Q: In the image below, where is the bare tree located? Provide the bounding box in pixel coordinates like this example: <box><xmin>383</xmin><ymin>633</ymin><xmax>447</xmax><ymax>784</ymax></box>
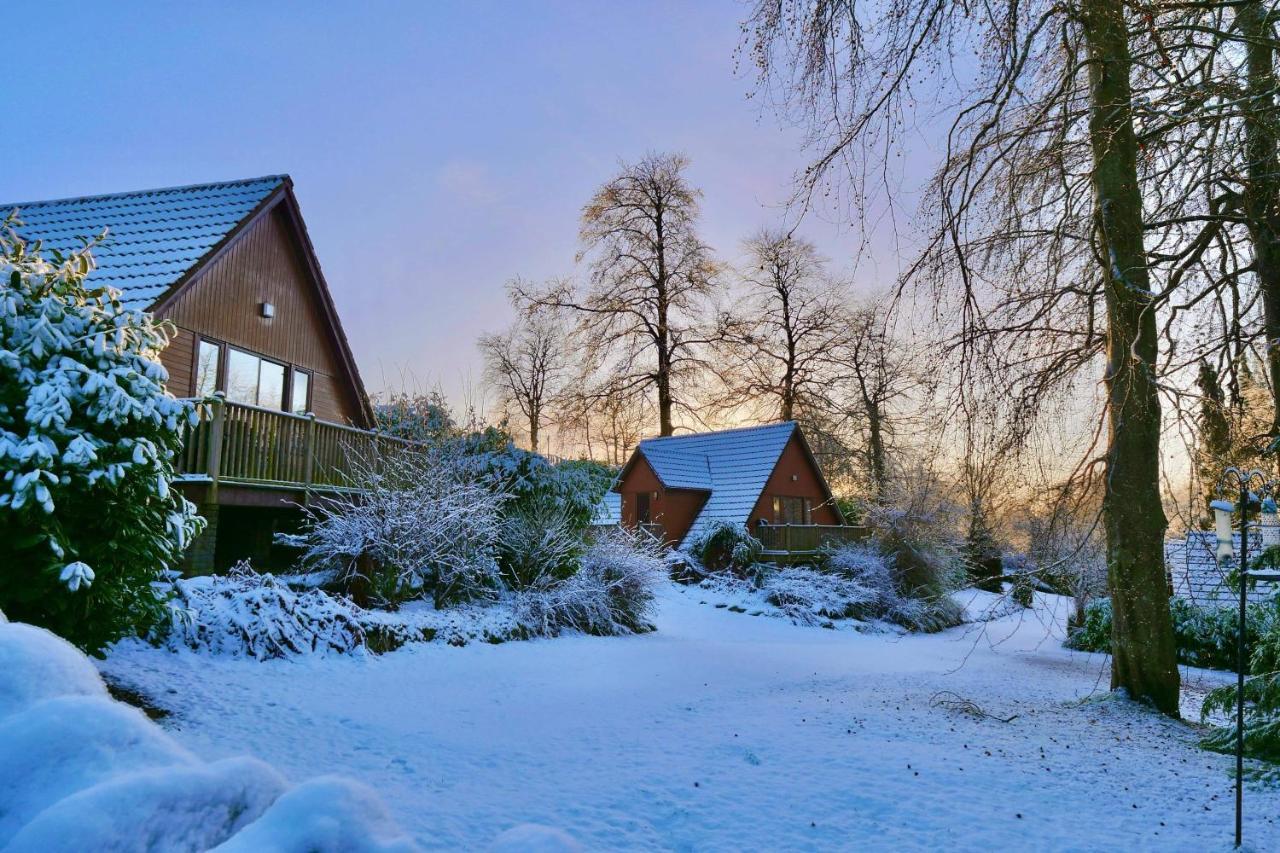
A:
<box><xmin>741</xmin><ymin>0</ymin><xmax>1181</xmax><ymax>712</ymax></box>
<box><xmin>834</xmin><ymin>303</ymin><xmax>919</xmax><ymax>501</ymax></box>
<box><xmin>478</xmin><ymin>297</ymin><xmax>567</xmax><ymax>453</ymax></box>
<box><xmin>516</xmin><ymin>153</ymin><xmax>720</xmax><ymax>437</ymax></box>
<box><xmin>712</xmin><ymin>229</ymin><xmax>847</xmax><ymax>422</ymax></box>
<box><xmin>552</xmin><ymin>379</ymin><xmax>646</xmax><ymax>466</ymax></box>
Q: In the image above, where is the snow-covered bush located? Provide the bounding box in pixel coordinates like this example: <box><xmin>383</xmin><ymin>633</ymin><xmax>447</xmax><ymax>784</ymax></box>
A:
<box><xmin>162</xmin><ymin>564</ymin><xmax>368</xmax><ymax>659</ymax></box>
<box><xmin>763</xmin><ymin>567</ymin><xmax>883</xmax><ymax>624</ymax></box>
<box><xmin>824</xmin><ymin>542</ymin><xmax>898</xmax><ymax>610</ymax></box>
<box><xmin>688</xmin><ymin>520</ymin><xmax>763</xmax><ymax>576</ymax></box>
<box><xmin>514</xmin><ymin>527</ymin><xmax>665</xmax><ymax>636</ymax></box>
<box><xmin>861</xmin><ymin>479</ymin><xmax>967</xmax><ymax>633</ymax></box>
<box><xmin>294</xmin><ymin>444</ymin><xmax>504</xmax><ymax>607</ymax></box>
<box><xmin>496</xmin><ymin>504</ymin><xmax>584</xmax><ymax>590</ymax></box>
<box><xmin>459</xmin><ymin>430</ymin><xmax>613</xmax><ymax>531</ymax></box>
<box><xmin>0</xmin><ymin>219</ymin><xmax>203</xmax><ymax>651</ymax></box>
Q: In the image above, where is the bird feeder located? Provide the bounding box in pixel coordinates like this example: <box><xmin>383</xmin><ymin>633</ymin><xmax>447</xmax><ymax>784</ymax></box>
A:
<box><xmin>1211</xmin><ymin>498</ymin><xmax>1236</xmax><ymax>563</ymax></box>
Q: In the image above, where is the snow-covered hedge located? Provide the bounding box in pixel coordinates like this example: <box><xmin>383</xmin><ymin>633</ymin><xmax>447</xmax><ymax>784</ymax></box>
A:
<box><xmin>0</xmin><ymin>220</ymin><xmax>203</xmax><ymax>651</ymax></box>
<box><xmin>514</xmin><ymin>527</ymin><xmax>665</xmax><ymax>636</ymax></box>
<box><xmin>686</xmin><ymin>541</ymin><xmax>965</xmax><ymax>632</ymax></box>
<box><xmin>159</xmin><ymin>536</ymin><xmax>666</xmax><ymax>658</ymax></box>
<box><xmin>0</xmin><ymin>611</ymin><xmax>421</xmax><ymax>851</ymax></box>
<box><xmin>162</xmin><ymin>564</ymin><xmax>374</xmax><ymax>659</ymax></box>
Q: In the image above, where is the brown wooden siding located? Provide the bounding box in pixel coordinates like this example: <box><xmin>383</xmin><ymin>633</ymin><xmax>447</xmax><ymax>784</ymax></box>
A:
<box><xmin>748</xmin><ymin>434</ymin><xmax>841</xmax><ymax>528</ymax></box>
<box><xmin>158</xmin><ymin>327</ymin><xmax>195</xmax><ymax>397</ymax></box>
<box><xmin>154</xmin><ymin>205</ymin><xmax>365</xmax><ymax>425</ymax></box>
<box><xmin>618</xmin><ymin>455</ymin><xmax>708</xmax><ymax>546</ymax></box>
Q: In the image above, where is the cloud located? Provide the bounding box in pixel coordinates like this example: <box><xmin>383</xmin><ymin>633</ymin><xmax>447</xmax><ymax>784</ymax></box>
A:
<box><xmin>435</xmin><ymin>159</ymin><xmax>500</xmax><ymax>207</ymax></box>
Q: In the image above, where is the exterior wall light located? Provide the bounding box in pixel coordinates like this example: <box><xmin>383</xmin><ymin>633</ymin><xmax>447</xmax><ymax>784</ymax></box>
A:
<box><xmin>260</xmin><ymin>302</ymin><xmax>276</xmax><ymax>319</ymax></box>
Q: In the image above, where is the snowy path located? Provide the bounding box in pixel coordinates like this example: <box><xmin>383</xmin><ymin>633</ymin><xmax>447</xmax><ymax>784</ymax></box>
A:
<box><xmin>101</xmin><ymin>588</ymin><xmax>1279</xmax><ymax>851</ymax></box>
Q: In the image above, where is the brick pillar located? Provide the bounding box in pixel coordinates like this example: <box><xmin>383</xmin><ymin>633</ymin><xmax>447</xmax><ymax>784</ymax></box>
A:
<box><xmin>182</xmin><ymin>502</ymin><xmax>220</xmax><ymax>576</ymax></box>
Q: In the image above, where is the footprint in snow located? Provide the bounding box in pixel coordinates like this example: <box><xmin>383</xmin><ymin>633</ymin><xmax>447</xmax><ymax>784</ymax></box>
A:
<box><xmin>744</xmin><ymin>751</ymin><xmax>761</xmax><ymax>766</ymax></box>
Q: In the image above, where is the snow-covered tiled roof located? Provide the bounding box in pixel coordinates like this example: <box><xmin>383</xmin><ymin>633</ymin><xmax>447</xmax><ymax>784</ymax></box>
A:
<box><xmin>3</xmin><ymin>176</ymin><xmax>286</xmax><ymax>310</ymax></box>
<box><xmin>636</xmin><ymin>421</ymin><xmax>798</xmax><ymax>547</ymax></box>
<box><xmin>592</xmin><ymin>491</ymin><xmax>621</xmax><ymax>526</ymax></box>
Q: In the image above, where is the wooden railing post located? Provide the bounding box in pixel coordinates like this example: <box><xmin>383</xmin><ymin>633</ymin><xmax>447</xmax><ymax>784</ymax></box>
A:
<box><xmin>302</xmin><ymin>411</ymin><xmax>317</xmax><ymax>492</ymax></box>
<box><xmin>206</xmin><ymin>392</ymin><xmax>226</xmax><ymax>502</ymax></box>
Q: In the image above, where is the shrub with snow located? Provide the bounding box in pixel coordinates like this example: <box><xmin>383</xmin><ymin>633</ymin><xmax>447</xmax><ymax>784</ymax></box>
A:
<box><xmin>0</xmin><ymin>221</ymin><xmax>203</xmax><ymax>651</ymax></box>
<box><xmin>514</xmin><ymin>527</ymin><xmax>665</xmax><ymax>636</ymax></box>
<box><xmin>763</xmin><ymin>567</ymin><xmax>884</xmax><ymax>624</ymax></box>
<box><xmin>162</xmin><ymin>564</ymin><xmax>370</xmax><ymax>659</ymax></box>
<box><xmin>0</xmin><ymin>616</ymin><xmax>421</xmax><ymax>850</ymax></box>
<box><xmin>823</xmin><ymin>542</ymin><xmax>898</xmax><ymax>609</ymax></box>
<box><xmin>688</xmin><ymin>520</ymin><xmax>763</xmax><ymax>576</ymax></box>
<box><xmin>294</xmin><ymin>444</ymin><xmax>505</xmax><ymax>607</ymax></box>
<box><xmin>496</xmin><ymin>504</ymin><xmax>584</xmax><ymax>591</ymax></box>
<box><xmin>1201</xmin><ymin>597</ymin><xmax>1280</xmax><ymax>776</ymax></box>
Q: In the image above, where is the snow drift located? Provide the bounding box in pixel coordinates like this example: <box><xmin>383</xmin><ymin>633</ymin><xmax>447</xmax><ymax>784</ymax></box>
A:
<box><xmin>0</xmin><ymin>612</ymin><xmax>422</xmax><ymax>851</ymax></box>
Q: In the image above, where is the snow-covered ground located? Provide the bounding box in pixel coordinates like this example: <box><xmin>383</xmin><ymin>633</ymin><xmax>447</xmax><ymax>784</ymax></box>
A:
<box><xmin>100</xmin><ymin>587</ymin><xmax>1280</xmax><ymax>851</ymax></box>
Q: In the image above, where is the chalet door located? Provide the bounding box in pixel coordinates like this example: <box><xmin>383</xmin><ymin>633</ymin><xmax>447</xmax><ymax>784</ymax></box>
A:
<box><xmin>636</xmin><ymin>492</ymin><xmax>651</xmax><ymax>524</ymax></box>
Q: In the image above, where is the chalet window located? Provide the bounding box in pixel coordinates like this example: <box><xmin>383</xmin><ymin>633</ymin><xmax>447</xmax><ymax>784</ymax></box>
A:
<box><xmin>636</xmin><ymin>492</ymin><xmax>651</xmax><ymax>524</ymax></box>
<box><xmin>291</xmin><ymin>369</ymin><xmax>311</xmax><ymax>415</ymax></box>
<box><xmin>226</xmin><ymin>347</ymin><xmax>286</xmax><ymax>409</ymax></box>
<box><xmin>772</xmin><ymin>496</ymin><xmax>811</xmax><ymax>525</ymax></box>
<box><xmin>195</xmin><ymin>340</ymin><xmax>221</xmax><ymax>398</ymax></box>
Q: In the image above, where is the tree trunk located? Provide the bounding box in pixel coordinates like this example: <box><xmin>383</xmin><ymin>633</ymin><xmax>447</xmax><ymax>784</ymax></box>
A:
<box><xmin>865</xmin><ymin>396</ymin><xmax>887</xmax><ymax>500</ymax></box>
<box><xmin>1239</xmin><ymin>2</ymin><xmax>1280</xmax><ymax>436</ymax></box>
<box><xmin>1080</xmin><ymin>0</ymin><xmax>1180</xmax><ymax>715</ymax></box>
<box><xmin>529</xmin><ymin>414</ymin><xmax>539</xmax><ymax>456</ymax></box>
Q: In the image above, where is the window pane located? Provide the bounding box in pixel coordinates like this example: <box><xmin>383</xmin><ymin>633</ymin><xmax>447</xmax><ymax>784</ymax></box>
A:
<box><xmin>291</xmin><ymin>370</ymin><xmax>310</xmax><ymax>415</ymax></box>
<box><xmin>226</xmin><ymin>348</ymin><xmax>260</xmax><ymax>405</ymax></box>
<box><xmin>195</xmin><ymin>341</ymin><xmax>220</xmax><ymax>397</ymax></box>
<box><xmin>258</xmin><ymin>360</ymin><xmax>285</xmax><ymax>410</ymax></box>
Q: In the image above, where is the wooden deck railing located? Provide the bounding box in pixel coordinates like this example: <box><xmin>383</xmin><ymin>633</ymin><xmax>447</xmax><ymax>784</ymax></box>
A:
<box><xmin>756</xmin><ymin>523</ymin><xmax>870</xmax><ymax>555</ymax></box>
<box><xmin>176</xmin><ymin>394</ymin><xmax>416</xmax><ymax>495</ymax></box>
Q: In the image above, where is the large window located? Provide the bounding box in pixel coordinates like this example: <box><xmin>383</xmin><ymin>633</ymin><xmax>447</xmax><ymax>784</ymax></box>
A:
<box><xmin>291</xmin><ymin>370</ymin><xmax>311</xmax><ymax>415</ymax></box>
<box><xmin>195</xmin><ymin>340</ymin><xmax>221</xmax><ymax>398</ymax></box>
<box><xmin>226</xmin><ymin>347</ymin><xmax>286</xmax><ymax>409</ymax></box>
<box><xmin>772</xmin><ymin>496</ymin><xmax>812</xmax><ymax>525</ymax></box>
<box><xmin>197</xmin><ymin>339</ymin><xmax>312</xmax><ymax>414</ymax></box>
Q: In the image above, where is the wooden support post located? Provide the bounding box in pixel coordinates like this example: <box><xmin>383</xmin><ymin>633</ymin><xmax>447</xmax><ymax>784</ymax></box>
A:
<box><xmin>302</xmin><ymin>411</ymin><xmax>317</xmax><ymax>498</ymax></box>
<box><xmin>206</xmin><ymin>392</ymin><xmax>226</xmax><ymax>503</ymax></box>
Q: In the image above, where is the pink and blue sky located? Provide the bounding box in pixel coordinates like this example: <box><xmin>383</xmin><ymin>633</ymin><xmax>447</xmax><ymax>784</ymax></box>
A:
<box><xmin>5</xmin><ymin>1</ymin><xmax>934</xmax><ymax>406</ymax></box>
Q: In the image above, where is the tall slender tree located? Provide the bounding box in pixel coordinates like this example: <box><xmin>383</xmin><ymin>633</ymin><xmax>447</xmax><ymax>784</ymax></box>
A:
<box><xmin>515</xmin><ymin>153</ymin><xmax>719</xmax><ymax>436</ymax></box>
<box><xmin>712</xmin><ymin>229</ymin><xmax>847</xmax><ymax>422</ymax></box>
<box><xmin>742</xmin><ymin>0</ymin><xmax>1181</xmax><ymax>712</ymax></box>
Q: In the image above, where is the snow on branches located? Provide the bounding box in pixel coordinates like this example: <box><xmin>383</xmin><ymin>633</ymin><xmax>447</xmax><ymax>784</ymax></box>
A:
<box><xmin>0</xmin><ymin>217</ymin><xmax>203</xmax><ymax>650</ymax></box>
<box><xmin>294</xmin><ymin>443</ymin><xmax>506</xmax><ymax>607</ymax></box>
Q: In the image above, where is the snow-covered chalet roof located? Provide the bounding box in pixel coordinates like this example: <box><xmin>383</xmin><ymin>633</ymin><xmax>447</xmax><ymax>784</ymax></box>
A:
<box><xmin>631</xmin><ymin>421</ymin><xmax>799</xmax><ymax>547</ymax></box>
<box><xmin>591</xmin><ymin>491</ymin><xmax>622</xmax><ymax>526</ymax></box>
<box><xmin>3</xmin><ymin>176</ymin><xmax>286</xmax><ymax>310</ymax></box>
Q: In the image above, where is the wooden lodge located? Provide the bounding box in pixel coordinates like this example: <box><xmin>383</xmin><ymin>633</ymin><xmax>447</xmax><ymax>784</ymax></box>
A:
<box><xmin>8</xmin><ymin>176</ymin><xmax>387</xmax><ymax>571</ymax></box>
<box><xmin>607</xmin><ymin>421</ymin><xmax>866</xmax><ymax>557</ymax></box>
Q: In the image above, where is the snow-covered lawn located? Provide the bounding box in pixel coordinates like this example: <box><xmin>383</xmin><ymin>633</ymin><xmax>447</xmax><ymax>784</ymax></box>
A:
<box><xmin>100</xmin><ymin>587</ymin><xmax>1280</xmax><ymax>851</ymax></box>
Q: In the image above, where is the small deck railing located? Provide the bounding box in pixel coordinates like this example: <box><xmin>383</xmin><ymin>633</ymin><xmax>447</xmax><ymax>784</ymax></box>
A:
<box><xmin>756</xmin><ymin>523</ymin><xmax>870</xmax><ymax>555</ymax></box>
<box><xmin>176</xmin><ymin>394</ymin><xmax>416</xmax><ymax>495</ymax></box>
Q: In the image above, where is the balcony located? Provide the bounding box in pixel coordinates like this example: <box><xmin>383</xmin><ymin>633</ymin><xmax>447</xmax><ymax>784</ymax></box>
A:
<box><xmin>175</xmin><ymin>394</ymin><xmax>414</xmax><ymax>497</ymax></box>
<box><xmin>756</xmin><ymin>523</ymin><xmax>870</xmax><ymax>558</ymax></box>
